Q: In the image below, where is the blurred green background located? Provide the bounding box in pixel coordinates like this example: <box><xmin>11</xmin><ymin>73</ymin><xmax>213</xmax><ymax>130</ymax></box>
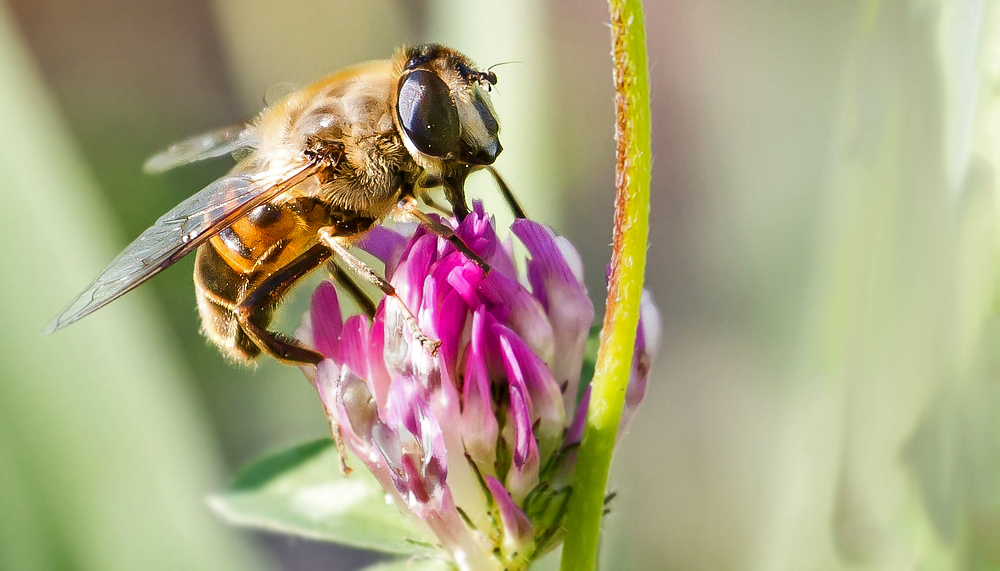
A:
<box><xmin>2</xmin><ymin>0</ymin><xmax>1000</xmax><ymax>569</ymax></box>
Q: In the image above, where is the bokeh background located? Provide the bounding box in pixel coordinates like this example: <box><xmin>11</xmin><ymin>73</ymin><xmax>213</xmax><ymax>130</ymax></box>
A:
<box><xmin>2</xmin><ymin>0</ymin><xmax>1000</xmax><ymax>569</ymax></box>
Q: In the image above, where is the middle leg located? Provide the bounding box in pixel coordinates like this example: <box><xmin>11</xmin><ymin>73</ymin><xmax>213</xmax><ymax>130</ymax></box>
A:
<box><xmin>317</xmin><ymin>227</ymin><xmax>440</xmax><ymax>355</ymax></box>
<box><xmin>326</xmin><ymin>261</ymin><xmax>377</xmax><ymax>319</ymax></box>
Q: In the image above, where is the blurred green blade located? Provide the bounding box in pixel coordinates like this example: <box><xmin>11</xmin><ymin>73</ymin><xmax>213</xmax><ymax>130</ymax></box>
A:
<box><xmin>0</xmin><ymin>4</ymin><xmax>262</xmax><ymax>570</ymax></box>
<box><xmin>210</xmin><ymin>439</ymin><xmax>434</xmax><ymax>555</ymax></box>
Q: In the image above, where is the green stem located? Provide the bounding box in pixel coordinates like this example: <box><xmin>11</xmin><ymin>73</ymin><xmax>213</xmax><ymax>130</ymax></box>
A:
<box><xmin>560</xmin><ymin>1</ymin><xmax>651</xmax><ymax>570</ymax></box>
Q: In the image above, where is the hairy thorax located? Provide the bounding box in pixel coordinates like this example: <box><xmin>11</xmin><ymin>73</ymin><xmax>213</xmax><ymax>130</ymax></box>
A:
<box><xmin>253</xmin><ymin>60</ymin><xmax>411</xmax><ymax>216</ymax></box>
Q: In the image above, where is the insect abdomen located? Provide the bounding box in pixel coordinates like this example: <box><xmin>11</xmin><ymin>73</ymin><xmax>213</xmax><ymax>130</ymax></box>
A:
<box><xmin>193</xmin><ymin>244</ymin><xmax>263</xmax><ymax>363</ymax></box>
<box><xmin>194</xmin><ymin>198</ymin><xmax>335</xmax><ymax>362</ymax></box>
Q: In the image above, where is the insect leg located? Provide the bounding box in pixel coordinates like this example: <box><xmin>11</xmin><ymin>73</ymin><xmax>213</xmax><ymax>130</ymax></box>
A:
<box><xmin>442</xmin><ymin>172</ymin><xmax>471</xmax><ymax>221</ymax></box>
<box><xmin>326</xmin><ymin>261</ymin><xmax>377</xmax><ymax>319</ymax></box>
<box><xmin>234</xmin><ymin>243</ymin><xmax>332</xmax><ymax>365</ymax></box>
<box><xmin>421</xmin><ymin>195</ymin><xmax>453</xmax><ymax>216</ymax></box>
<box><xmin>318</xmin><ymin>228</ymin><xmax>441</xmax><ymax>355</ymax></box>
<box><xmin>398</xmin><ymin>196</ymin><xmax>491</xmax><ymax>274</ymax></box>
<box><xmin>485</xmin><ymin>166</ymin><xmax>526</xmax><ymax>219</ymax></box>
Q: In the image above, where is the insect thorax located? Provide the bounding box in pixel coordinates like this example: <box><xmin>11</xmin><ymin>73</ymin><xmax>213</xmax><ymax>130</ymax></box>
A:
<box><xmin>277</xmin><ymin>72</ymin><xmax>412</xmax><ymax>215</ymax></box>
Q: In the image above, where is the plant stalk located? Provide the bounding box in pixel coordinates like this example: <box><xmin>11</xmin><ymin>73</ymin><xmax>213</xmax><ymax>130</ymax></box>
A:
<box><xmin>560</xmin><ymin>0</ymin><xmax>651</xmax><ymax>569</ymax></box>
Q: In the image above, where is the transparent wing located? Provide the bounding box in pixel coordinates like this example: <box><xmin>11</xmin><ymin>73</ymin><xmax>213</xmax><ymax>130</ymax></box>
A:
<box><xmin>143</xmin><ymin>124</ymin><xmax>257</xmax><ymax>173</ymax></box>
<box><xmin>264</xmin><ymin>82</ymin><xmax>301</xmax><ymax>106</ymax></box>
<box><xmin>44</xmin><ymin>160</ymin><xmax>319</xmax><ymax>333</ymax></box>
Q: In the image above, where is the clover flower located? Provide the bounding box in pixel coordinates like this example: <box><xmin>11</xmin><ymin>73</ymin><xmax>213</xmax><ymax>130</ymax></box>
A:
<box><xmin>296</xmin><ymin>203</ymin><xmax>659</xmax><ymax>571</ymax></box>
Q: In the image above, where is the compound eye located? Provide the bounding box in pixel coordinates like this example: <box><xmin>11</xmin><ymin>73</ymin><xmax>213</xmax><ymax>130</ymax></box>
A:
<box><xmin>397</xmin><ymin>70</ymin><xmax>460</xmax><ymax>158</ymax></box>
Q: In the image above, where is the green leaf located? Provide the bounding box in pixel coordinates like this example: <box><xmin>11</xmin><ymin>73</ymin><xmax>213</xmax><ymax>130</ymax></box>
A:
<box><xmin>361</xmin><ymin>556</ymin><xmax>455</xmax><ymax>571</ymax></box>
<box><xmin>209</xmin><ymin>439</ymin><xmax>434</xmax><ymax>555</ymax></box>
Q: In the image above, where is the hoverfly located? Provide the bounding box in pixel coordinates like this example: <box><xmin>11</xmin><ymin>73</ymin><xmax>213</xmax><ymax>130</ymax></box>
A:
<box><xmin>45</xmin><ymin>44</ymin><xmax>523</xmax><ymax>365</ymax></box>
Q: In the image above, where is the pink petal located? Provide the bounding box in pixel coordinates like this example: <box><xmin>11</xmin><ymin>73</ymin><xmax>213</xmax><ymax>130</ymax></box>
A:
<box><xmin>310</xmin><ymin>281</ymin><xmax>343</xmax><ymax>360</ymax></box>
<box><xmin>486</xmin><ymin>476</ymin><xmax>535</xmax><ymax>559</ymax></box>
<box><xmin>496</xmin><ymin>325</ymin><xmax>565</xmax><ymax>450</ymax></box>
<box><xmin>357</xmin><ymin>225</ymin><xmax>409</xmax><ymax>267</ymax></box>
<box><xmin>504</xmin><ymin>383</ymin><xmax>540</xmax><ymax>502</ymax></box>
<box><xmin>337</xmin><ymin>315</ymin><xmax>370</xmax><ymax>380</ymax></box>
<box><xmin>392</xmin><ymin>232</ymin><xmax>438</xmax><ymax>310</ymax></box>
<box><xmin>512</xmin><ymin>220</ymin><xmax>594</xmax><ymax>425</ymax></box>
<box><xmin>461</xmin><ymin>310</ymin><xmax>500</xmax><ymax>473</ymax></box>
<box><xmin>619</xmin><ymin>290</ymin><xmax>661</xmax><ymax>436</ymax></box>
<box><xmin>481</xmin><ymin>271</ymin><xmax>554</xmax><ymax>366</ymax></box>
<box><xmin>364</xmin><ymin>306</ymin><xmax>392</xmax><ymax>407</ymax></box>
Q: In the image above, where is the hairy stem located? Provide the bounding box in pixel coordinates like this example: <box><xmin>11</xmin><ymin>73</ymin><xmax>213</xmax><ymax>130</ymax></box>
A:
<box><xmin>560</xmin><ymin>0</ymin><xmax>652</xmax><ymax>570</ymax></box>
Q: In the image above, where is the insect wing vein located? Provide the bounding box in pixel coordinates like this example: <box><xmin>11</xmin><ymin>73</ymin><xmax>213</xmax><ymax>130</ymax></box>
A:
<box><xmin>43</xmin><ymin>161</ymin><xmax>316</xmax><ymax>333</ymax></box>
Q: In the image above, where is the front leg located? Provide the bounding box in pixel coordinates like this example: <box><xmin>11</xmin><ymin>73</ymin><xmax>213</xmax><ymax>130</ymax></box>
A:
<box><xmin>485</xmin><ymin>166</ymin><xmax>526</xmax><ymax>219</ymax></box>
<box><xmin>397</xmin><ymin>195</ymin><xmax>490</xmax><ymax>274</ymax></box>
<box><xmin>441</xmin><ymin>171</ymin><xmax>471</xmax><ymax>221</ymax></box>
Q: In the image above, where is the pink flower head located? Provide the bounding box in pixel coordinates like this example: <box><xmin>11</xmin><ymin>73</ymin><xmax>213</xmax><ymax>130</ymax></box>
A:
<box><xmin>297</xmin><ymin>202</ymin><xmax>659</xmax><ymax>570</ymax></box>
